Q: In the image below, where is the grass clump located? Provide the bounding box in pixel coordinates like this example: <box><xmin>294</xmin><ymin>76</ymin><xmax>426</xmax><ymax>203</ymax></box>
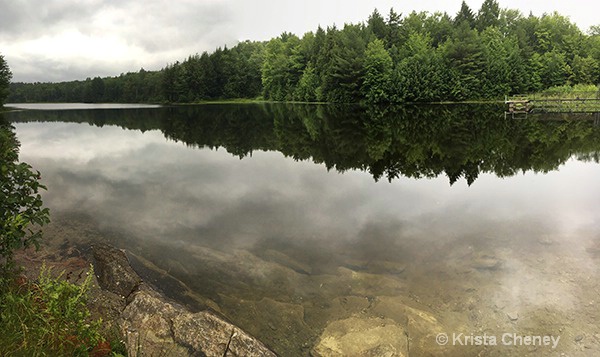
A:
<box><xmin>0</xmin><ymin>264</ymin><xmax>112</xmax><ymax>356</ymax></box>
<box><xmin>533</xmin><ymin>84</ymin><xmax>600</xmax><ymax>99</ymax></box>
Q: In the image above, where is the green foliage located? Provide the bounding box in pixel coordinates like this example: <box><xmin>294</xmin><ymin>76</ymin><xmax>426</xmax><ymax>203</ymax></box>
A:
<box><xmin>262</xmin><ymin>34</ymin><xmax>303</xmax><ymax>101</ymax></box>
<box><xmin>476</xmin><ymin>0</ymin><xmax>500</xmax><ymax>31</ymax></box>
<box><xmin>0</xmin><ymin>265</ymin><xmax>103</xmax><ymax>356</ymax></box>
<box><xmin>362</xmin><ymin>39</ymin><xmax>392</xmax><ymax>104</ymax></box>
<box><xmin>539</xmin><ymin>50</ymin><xmax>572</xmax><ymax>87</ymax></box>
<box><xmin>534</xmin><ymin>84</ymin><xmax>600</xmax><ymax>99</ymax></box>
<box><xmin>0</xmin><ymin>53</ymin><xmax>11</xmax><ymax>106</ymax></box>
<box><xmin>294</xmin><ymin>63</ymin><xmax>320</xmax><ymax>102</ymax></box>
<box><xmin>87</xmin><ymin>77</ymin><xmax>105</xmax><ymax>102</ymax></box>
<box><xmin>385</xmin><ymin>8</ymin><xmax>402</xmax><ymax>48</ymax></box>
<box><xmin>423</xmin><ymin>12</ymin><xmax>454</xmax><ymax>48</ymax></box>
<box><xmin>528</xmin><ymin>53</ymin><xmax>544</xmax><ymax>92</ymax></box>
<box><xmin>571</xmin><ymin>55</ymin><xmax>600</xmax><ymax>84</ymax></box>
<box><xmin>225</xmin><ymin>41</ymin><xmax>264</xmax><ymax>99</ymax></box>
<box><xmin>319</xmin><ymin>24</ymin><xmax>368</xmax><ymax>103</ymax></box>
<box><xmin>479</xmin><ymin>27</ymin><xmax>517</xmax><ymax>97</ymax></box>
<box><xmin>442</xmin><ymin>22</ymin><xmax>484</xmax><ymax>100</ymax></box>
<box><xmin>367</xmin><ymin>9</ymin><xmax>387</xmax><ymax>41</ymax></box>
<box><xmin>1</xmin><ymin>120</ymin><xmax>50</xmax><ymax>267</ymax></box>
<box><xmin>454</xmin><ymin>1</ymin><xmax>476</xmax><ymax>28</ymax></box>
<box><xmin>391</xmin><ymin>33</ymin><xmax>450</xmax><ymax>102</ymax></box>
<box><xmin>396</xmin><ymin>11</ymin><xmax>429</xmax><ymax>49</ymax></box>
<box><xmin>534</xmin><ymin>12</ymin><xmax>583</xmax><ymax>56</ymax></box>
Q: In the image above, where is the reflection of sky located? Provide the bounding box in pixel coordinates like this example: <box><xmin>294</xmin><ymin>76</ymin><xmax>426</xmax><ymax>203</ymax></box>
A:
<box><xmin>7</xmin><ymin>103</ymin><xmax>161</xmax><ymax>111</ymax></box>
<box><xmin>14</xmin><ymin>119</ymin><xmax>600</xmax><ymax>353</ymax></box>
<box><xmin>13</xmin><ymin>121</ymin><xmax>600</xmax><ymax>264</ymax></box>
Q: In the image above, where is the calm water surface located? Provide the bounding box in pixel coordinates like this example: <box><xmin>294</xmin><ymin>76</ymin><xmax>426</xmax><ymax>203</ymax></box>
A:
<box><xmin>7</xmin><ymin>102</ymin><xmax>161</xmax><ymax>110</ymax></box>
<box><xmin>7</xmin><ymin>104</ymin><xmax>600</xmax><ymax>356</ymax></box>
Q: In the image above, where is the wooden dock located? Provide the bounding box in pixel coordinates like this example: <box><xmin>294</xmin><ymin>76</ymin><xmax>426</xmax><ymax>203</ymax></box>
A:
<box><xmin>505</xmin><ymin>95</ymin><xmax>600</xmax><ymax>118</ymax></box>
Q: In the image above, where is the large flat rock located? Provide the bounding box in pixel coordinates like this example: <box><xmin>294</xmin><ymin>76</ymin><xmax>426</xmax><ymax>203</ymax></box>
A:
<box><xmin>93</xmin><ymin>243</ymin><xmax>277</xmax><ymax>357</ymax></box>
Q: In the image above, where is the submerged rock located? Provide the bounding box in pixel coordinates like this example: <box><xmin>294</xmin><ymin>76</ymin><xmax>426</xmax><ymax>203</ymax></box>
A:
<box><xmin>506</xmin><ymin>311</ymin><xmax>519</xmax><ymax>321</ymax></box>
<box><xmin>122</xmin><ymin>287</ymin><xmax>276</xmax><ymax>357</ymax></box>
<box><xmin>93</xmin><ymin>243</ymin><xmax>142</xmax><ymax>298</ymax></box>
<box><xmin>121</xmin><ymin>287</ymin><xmax>189</xmax><ymax>356</ymax></box>
<box><xmin>311</xmin><ymin>316</ymin><xmax>408</xmax><ymax>357</ymax></box>
<box><xmin>94</xmin><ymin>243</ymin><xmax>277</xmax><ymax>357</ymax></box>
<box><xmin>173</xmin><ymin>311</ymin><xmax>277</xmax><ymax>357</ymax></box>
<box><xmin>471</xmin><ymin>255</ymin><xmax>502</xmax><ymax>271</ymax></box>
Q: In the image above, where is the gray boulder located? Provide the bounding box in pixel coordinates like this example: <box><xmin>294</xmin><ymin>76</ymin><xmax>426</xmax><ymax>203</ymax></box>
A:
<box><xmin>93</xmin><ymin>244</ymin><xmax>276</xmax><ymax>357</ymax></box>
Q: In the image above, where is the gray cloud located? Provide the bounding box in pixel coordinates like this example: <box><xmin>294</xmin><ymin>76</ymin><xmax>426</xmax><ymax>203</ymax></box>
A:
<box><xmin>0</xmin><ymin>0</ymin><xmax>101</xmax><ymax>39</ymax></box>
<box><xmin>0</xmin><ymin>0</ymin><xmax>237</xmax><ymax>81</ymax></box>
<box><xmin>7</xmin><ymin>56</ymin><xmax>122</xmax><ymax>82</ymax></box>
<box><xmin>94</xmin><ymin>1</ymin><xmax>235</xmax><ymax>52</ymax></box>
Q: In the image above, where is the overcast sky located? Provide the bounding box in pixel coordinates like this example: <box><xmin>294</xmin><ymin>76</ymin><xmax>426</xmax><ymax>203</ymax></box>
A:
<box><xmin>1</xmin><ymin>0</ymin><xmax>599</xmax><ymax>83</ymax></box>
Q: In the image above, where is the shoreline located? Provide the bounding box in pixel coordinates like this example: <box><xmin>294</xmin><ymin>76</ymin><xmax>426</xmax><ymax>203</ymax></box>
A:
<box><xmin>13</xmin><ymin>235</ymin><xmax>276</xmax><ymax>356</ymax></box>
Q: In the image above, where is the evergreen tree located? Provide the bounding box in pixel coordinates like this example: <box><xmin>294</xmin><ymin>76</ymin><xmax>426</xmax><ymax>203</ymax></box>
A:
<box><xmin>362</xmin><ymin>39</ymin><xmax>393</xmax><ymax>104</ymax></box>
<box><xmin>479</xmin><ymin>27</ymin><xmax>518</xmax><ymax>97</ymax></box>
<box><xmin>443</xmin><ymin>22</ymin><xmax>484</xmax><ymax>100</ymax></box>
<box><xmin>386</xmin><ymin>8</ymin><xmax>402</xmax><ymax>48</ymax></box>
<box><xmin>454</xmin><ymin>1</ymin><xmax>476</xmax><ymax>29</ymax></box>
<box><xmin>539</xmin><ymin>50</ymin><xmax>572</xmax><ymax>87</ymax></box>
<box><xmin>262</xmin><ymin>33</ymin><xmax>302</xmax><ymax>101</ymax></box>
<box><xmin>0</xmin><ymin>54</ymin><xmax>12</xmax><ymax>105</ymax></box>
<box><xmin>392</xmin><ymin>33</ymin><xmax>450</xmax><ymax>102</ymax></box>
<box><xmin>319</xmin><ymin>24</ymin><xmax>368</xmax><ymax>103</ymax></box>
<box><xmin>223</xmin><ymin>42</ymin><xmax>264</xmax><ymax>99</ymax></box>
<box><xmin>424</xmin><ymin>12</ymin><xmax>454</xmax><ymax>48</ymax></box>
<box><xmin>476</xmin><ymin>0</ymin><xmax>501</xmax><ymax>31</ymax></box>
<box><xmin>571</xmin><ymin>55</ymin><xmax>599</xmax><ymax>84</ymax></box>
<box><xmin>89</xmin><ymin>76</ymin><xmax>105</xmax><ymax>102</ymax></box>
<box><xmin>295</xmin><ymin>63</ymin><xmax>320</xmax><ymax>102</ymax></box>
<box><xmin>367</xmin><ymin>9</ymin><xmax>387</xmax><ymax>42</ymax></box>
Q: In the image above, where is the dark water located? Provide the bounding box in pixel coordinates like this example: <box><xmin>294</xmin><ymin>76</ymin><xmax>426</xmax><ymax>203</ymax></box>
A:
<box><xmin>6</xmin><ymin>104</ymin><xmax>600</xmax><ymax>356</ymax></box>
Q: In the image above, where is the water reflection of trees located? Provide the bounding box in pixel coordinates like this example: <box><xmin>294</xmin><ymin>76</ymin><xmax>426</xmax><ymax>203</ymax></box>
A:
<box><xmin>9</xmin><ymin>104</ymin><xmax>600</xmax><ymax>185</ymax></box>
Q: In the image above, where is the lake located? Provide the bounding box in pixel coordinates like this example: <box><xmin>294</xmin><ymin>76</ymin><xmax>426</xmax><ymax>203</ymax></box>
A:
<box><xmin>5</xmin><ymin>103</ymin><xmax>600</xmax><ymax>356</ymax></box>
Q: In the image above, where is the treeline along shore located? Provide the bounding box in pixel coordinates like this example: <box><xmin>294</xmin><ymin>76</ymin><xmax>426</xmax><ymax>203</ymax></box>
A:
<box><xmin>8</xmin><ymin>0</ymin><xmax>600</xmax><ymax>105</ymax></box>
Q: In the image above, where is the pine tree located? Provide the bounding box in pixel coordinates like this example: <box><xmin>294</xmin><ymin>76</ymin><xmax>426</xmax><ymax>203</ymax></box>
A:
<box><xmin>0</xmin><ymin>54</ymin><xmax>12</xmax><ymax>105</ymax></box>
<box><xmin>363</xmin><ymin>39</ymin><xmax>393</xmax><ymax>104</ymax></box>
<box><xmin>476</xmin><ymin>0</ymin><xmax>500</xmax><ymax>31</ymax></box>
<box><xmin>454</xmin><ymin>1</ymin><xmax>476</xmax><ymax>29</ymax></box>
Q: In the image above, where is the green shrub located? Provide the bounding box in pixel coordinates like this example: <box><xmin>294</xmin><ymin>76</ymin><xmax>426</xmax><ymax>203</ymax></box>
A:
<box><xmin>537</xmin><ymin>84</ymin><xmax>599</xmax><ymax>99</ymax></box>
<box><xmin>0</xmin><ymin>264</ymin><xmax>104</xmax><ymax>356</ymax></box>
<box><xmin>1</xmin><ymin>119</ymin><xmax>50</xmax><ymax>269</ymax></box>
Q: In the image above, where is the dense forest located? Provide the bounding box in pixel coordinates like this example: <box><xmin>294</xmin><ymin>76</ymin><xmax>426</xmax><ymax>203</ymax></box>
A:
<box><xmin>7</xmin><ymin>0</ymin><xmax>600</xmax><ymax>104</ymax></box>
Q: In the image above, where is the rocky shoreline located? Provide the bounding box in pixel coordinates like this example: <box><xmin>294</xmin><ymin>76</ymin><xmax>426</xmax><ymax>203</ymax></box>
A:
<box><xmin>93</xmin><ymin>243</ymin><xmax>277</xmax><ymax>356</ymax></box>
<box><xmin>16</xmin><ymin>242</ymin><xmax>276</xmax><ymax>357</ymax></box>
